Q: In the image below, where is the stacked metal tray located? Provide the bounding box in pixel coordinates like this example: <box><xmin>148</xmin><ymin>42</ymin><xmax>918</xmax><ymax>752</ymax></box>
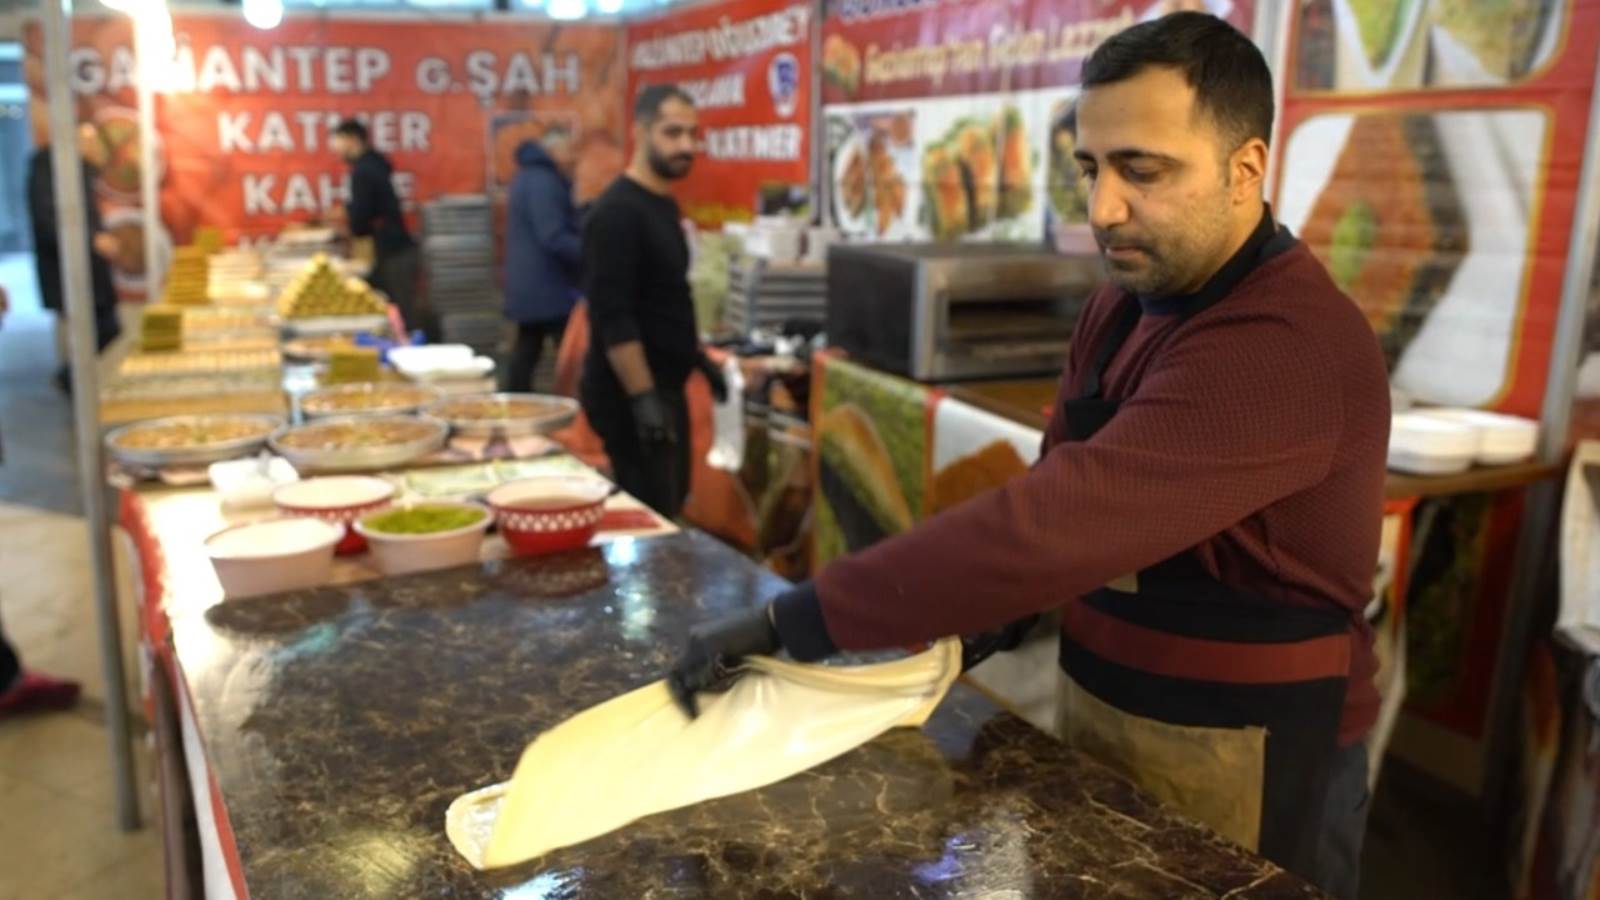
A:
<box><xmin>422</xmin><ymin>194</ymin><xmax>500</xmax><ymax>354</ymax></box>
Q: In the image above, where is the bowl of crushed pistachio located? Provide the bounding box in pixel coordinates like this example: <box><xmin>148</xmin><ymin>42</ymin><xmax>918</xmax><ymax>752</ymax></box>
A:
<box><xmin>354</xmin><ymin>501</ymin><xmax>492</xmax><ymax>576</ymax></box>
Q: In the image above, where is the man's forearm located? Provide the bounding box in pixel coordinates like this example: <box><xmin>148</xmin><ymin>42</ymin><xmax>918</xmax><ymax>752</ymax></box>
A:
<box><xmin>606</xmin><ymin>341</ymin><xmax>655</xmax><ymax>395</ymax></box>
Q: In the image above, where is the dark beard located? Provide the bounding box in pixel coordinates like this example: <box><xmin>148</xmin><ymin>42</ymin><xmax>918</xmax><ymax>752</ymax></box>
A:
<box><xmin>648</xmin><ymin>149</ymin><xmax>692</xmax><ymax>180</ymax></box>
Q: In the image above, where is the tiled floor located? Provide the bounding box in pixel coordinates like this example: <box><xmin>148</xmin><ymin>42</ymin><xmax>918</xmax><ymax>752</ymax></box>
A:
<box><xmin>0</xmin><ymin>499</ymin><xmax>163</xmax><ymax>900</ymax></box>
<box><xmin>1</xmin><ymin>256</ymin><xmax>163</xmax><ymax>899</ymax></box>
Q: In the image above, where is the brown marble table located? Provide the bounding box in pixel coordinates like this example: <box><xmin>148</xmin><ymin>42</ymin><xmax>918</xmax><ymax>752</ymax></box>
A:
<box><xmin>169</xmin><ymin>531</ymin><xmax>1325</xmax><ymax>899</ymax></box>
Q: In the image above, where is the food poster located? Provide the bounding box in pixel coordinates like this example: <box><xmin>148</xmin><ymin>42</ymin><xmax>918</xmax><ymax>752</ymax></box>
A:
<box><xmin>826</xmin><ymin>89</ymin><xmax>1054</xmax><ymax>243</ymax></box>
<box><xmin>811</xmin><ymin>354</ymin><xmax>935</xmax><ymax>569</ymax></box>
<box><xmin>1295</xmin><ymin>0</ymin><xmax>1570</xmax><ymax>93</ymax></box>
<box><xmin>1276</xmin><ymin>108</ymin><xmax>1546</xmax><ymax>404</ymax></box>
<box><xmin>625</xmin><ymin>0</ymin><xmax>812</xmax><ymax>230</ymax></box>
<box><xmin>819</xmin><ymin>0</ymin><xmax>1253</xmax><ymax>245</ymax></box>
<box><xmin>1401</xmin><ymin>491</ymin><xmax>1526</xmax><ymax>741</ymax></box>
<box><xmin>24</xmin><ymin>13</ymin><xmax>626</xmax><ymax>295</ymax></box>
<box><xmin>929</xmin><ymin>396</ymin><xmax>1040</xmax><ymax>515</ymax></box>
<box><xmin>1277</xmin><ymin>0</ymin><xmax>1600</xmax><ymax>417</ymax></box>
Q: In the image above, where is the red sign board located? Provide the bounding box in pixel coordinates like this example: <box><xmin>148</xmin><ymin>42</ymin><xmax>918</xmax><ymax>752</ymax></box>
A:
<box><xmin>26</xmin><ymin>13</ymin><xmax>626</xmax><ymax>294</ymax></box>
<box><xmin>625</xmin><ymin>0</ymin><xmax>812</xmax><ymax>229</ymax></box>
<box><xmin>821</xmin><ymin>0</ymin><xmax>1255</xmax><ymax>105</ymax></box>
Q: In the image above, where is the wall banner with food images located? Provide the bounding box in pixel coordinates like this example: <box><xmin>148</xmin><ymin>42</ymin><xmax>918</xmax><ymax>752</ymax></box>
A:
<box><xmin>1278</xmin><ymin>0</ymin><xmax>1600</xmax><ymax>771</ymax></box>
<box><xmin>24</xmin><ymin>13</ymin><xmax>625</xmax><ymax>298</ymax></box>
<box><xmin>1280</xmin><ymin>0</ymin><xmax>1600</xmax><ymax>416</ymax></box>
<box><xmin>811</xmin><ymin>353</ymin><xmax>937</xmax><ymax>569</ymax></box>
<box><xmin>819</xmin><ymin>0</ymin><xmax>1254</xmax><ymax>244</ymax></box>
<box><xmin>624</xmin><ymin>0</ymin><xmax>812</xmax><ymax>230</ymax></box>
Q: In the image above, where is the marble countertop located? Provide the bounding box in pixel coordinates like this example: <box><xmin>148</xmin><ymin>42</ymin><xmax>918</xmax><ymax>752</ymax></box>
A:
<box><xmin>170</xmin><ymin>531</ymin><xmax>1324</xmax><ymax>899</ymax></box>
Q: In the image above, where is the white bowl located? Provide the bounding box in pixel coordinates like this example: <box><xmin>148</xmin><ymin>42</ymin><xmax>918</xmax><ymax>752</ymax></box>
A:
<box><xmin>353</xmin><ymin>501</ymin><xmax>492</xmax><ymax>576</ymax></box>
<box><xmin>272</xmin><ymin>475</ymin><xmax>396</xmax><ymax>514</ymax></box>
<box><xmin>1388</xmin><ymin>413</ymin><xmax>1478</xmax><ymax>475</ymax></box>
<box><xmin>1415</xmin><ymin>408</ymin><xmax>1539</xmax><ymax>466</ymax></box>
<box><xmin>205</xmin><ymin>518</ymin><xmax>342</xmax><ymax>598</ymax></box>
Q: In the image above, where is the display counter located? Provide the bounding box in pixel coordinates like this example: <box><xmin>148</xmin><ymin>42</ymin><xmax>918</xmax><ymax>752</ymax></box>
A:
<box><xmin>164</xmin><ymin>530</ymin><xmax>1325</xmax><ymax>898</ymax></box>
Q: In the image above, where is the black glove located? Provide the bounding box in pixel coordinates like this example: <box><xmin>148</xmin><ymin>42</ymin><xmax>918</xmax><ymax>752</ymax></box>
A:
<box><xmin>959</xmin><ymin>614</ymin><xmax>1042</xmax><ymax>673</ymax></box>
<box><xmin>697</xmin><ymin>353</ymin><xmax>729</xmax><ymax>403</ymax></box>
<box><xmin>667</xmin><ymin>604</ymin><xmax>781</xmax><ymax>718</ymax></box>
<box><xmin>630</xmin><ymin>390</ymin><xmax>678</xmax><ymax>447</ymax></box>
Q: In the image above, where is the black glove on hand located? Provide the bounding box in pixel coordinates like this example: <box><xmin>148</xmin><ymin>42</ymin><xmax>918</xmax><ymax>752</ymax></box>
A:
<box><xmin>667</xmin><ymin>604</ymin><xmax>781</xmax><ymax>718</ymax></box>
<box><xmin>959</xmin><ymin>614</ymin><xmax>1042</xmax><ymax>673</ymax></box>
<box><xmin>630</xmin><ymin>390</ymin><xmax>679</xmax><ymax>447</ymax></box>
<box><xmin>697</xmin><ymin>353</ymin><xmax>729</xmax><ymax>403</ymax></box>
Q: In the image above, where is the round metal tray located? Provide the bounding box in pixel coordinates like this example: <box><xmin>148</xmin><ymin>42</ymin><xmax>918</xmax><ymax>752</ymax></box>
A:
<box><xmin>301</xmin><ymin>383</ymin><xmax>443</xmax><ymax>420</ymax></box>
<box><xmin>426</xmin><ymin>393</ymin><xmax>579</xmax><ymax>437</ymax></box>
<box><xmin>105</xmin><ymin>414</ymin><xmax>284</xmax><ymax>468</ymax></box>
<box><xmin>269</xmin><ymin>415</ymin><xmax>449</xmax><ymax>473</ymax></box>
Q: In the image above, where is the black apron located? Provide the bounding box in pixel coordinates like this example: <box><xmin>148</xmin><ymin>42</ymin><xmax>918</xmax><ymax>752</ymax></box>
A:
<box><xmin>1053</xmin><ymin>221</ymin><xmax>1352</xmax><ymax>878</ymax></box>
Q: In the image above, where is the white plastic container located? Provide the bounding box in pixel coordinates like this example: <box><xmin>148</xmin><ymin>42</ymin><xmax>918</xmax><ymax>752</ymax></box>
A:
<box><xmin>208</xmin><ymin>457</ymin><xmax>300</xmax><ymax>511</ymax></box>
<box><xmin>390</xmin><ymin>344</ymin><xmax>497</xmax><ymax>382</ymax></box>
<box><xmin>1388</xmin><ymin>413</ymin><xmax>1477</xmax><ymax>475</ymax></box>
<box><xmin>205</xmin><ymin>518</ymin><xmax>342</xmax><ymax>598</ymax></box>
<box><xmin>1415</xmin><ymin>408</ymin><xmax>1539</xmax><ymax>466</ymax></box>
<box><xmin>354</xmin><ymin>501</ymin><xmax>493</xmax><ymax>576</ymax></box>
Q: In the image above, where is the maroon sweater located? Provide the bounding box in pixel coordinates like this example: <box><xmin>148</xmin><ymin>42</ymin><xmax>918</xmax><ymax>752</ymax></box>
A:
<box><xmin>796</xmin><ymin>239</ymin><xmax>1390</xmax><ymax>745</ymax></box>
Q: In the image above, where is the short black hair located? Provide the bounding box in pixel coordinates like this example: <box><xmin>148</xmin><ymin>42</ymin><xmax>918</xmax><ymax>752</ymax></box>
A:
<box><xmin>333</xmin><ymin>118</ymin><xmax>368</xmax><ymax>144</ymax></box>
<box><xmin>634</xmin><ymin>84</ymin><xmax>693</xmax><ymax>126</ymax></box>
<box><xmin>1082</xmin><ymin>12</ymin><xmax>1273</xmax><ymax>150</ymax></box>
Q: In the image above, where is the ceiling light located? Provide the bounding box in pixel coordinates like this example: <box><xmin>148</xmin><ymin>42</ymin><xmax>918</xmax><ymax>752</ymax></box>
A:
<box><xmin>242</xmin><ymin>0</ymin><xmax>284</xmax><ymax>29</ymax></box>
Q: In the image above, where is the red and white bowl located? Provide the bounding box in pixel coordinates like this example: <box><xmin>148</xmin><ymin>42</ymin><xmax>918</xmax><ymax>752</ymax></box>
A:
<box><xmin>487</xmin><ymin>477</ymin><xmax>613</xmax><ymax>557</ymax></box>
<box><xmin>272</xmin><ymin>475</ymin><xmax>397</xmax><ymax>555</ymax></box>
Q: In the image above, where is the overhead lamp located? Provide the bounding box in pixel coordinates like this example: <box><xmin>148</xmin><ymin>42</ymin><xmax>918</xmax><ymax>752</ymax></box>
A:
<box><xmin>547</xmin><ymin>0</ymin><xmax>586</xmax><ymax>19</ymax></box>
<box><xmin>594</xmin><ymin>0</ymin><xmax>622</xmax><ymax>14</ymax></box>
<box><xmin>242</xmin><ymin>0</ymin><xmax>284</xmax><ymax>29</ymax></box>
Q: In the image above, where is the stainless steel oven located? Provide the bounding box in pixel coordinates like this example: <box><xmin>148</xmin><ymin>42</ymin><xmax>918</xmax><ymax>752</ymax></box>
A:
<box><xmin>826</xmin><ymin>243</ymin><xmax>1103</xmax><ymax>382</ymax></box>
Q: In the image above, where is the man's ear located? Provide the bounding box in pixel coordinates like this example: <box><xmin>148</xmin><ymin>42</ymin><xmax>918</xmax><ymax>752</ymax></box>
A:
<box><xmin>1230</xmin><ymin>137</ymin><xmax>1268</xmax><ymax>204</ymax></box>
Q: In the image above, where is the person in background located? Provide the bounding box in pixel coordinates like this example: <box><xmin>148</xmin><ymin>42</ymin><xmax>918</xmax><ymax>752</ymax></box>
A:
<box><xmin>580</xmin><ymin>85</ymin><xmax>724</xmax><ymax>518</ymax></box>
<box><xmin>28</xmin><ymin>122</ymin><xmax>123</xmax><ymax>393</ymax></box>
<box><xmin>0</xmin><ymin>285</ymin><xmax>82</xmax><ymax>720</ymax></box>
<box><xmin>503</xmin><ymin>127</ymin><xmax>582</xmax><ymax>393</ymax></box>
<box><xmin>330</xmin><ymin>118</ymin><xmax>429</xmax><ymax>339</ymax></box>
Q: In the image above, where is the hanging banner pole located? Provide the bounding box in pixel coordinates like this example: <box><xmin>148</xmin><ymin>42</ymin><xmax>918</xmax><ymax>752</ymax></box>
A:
<box><xmin>134</xmin><ymin>12</ymin><xmax>162</xmax><ymax>293</ymax></box>
<box><xmin>40</xmin><ymin>0</ymin><xmax>142</xmax><ymax>832</ymax></box>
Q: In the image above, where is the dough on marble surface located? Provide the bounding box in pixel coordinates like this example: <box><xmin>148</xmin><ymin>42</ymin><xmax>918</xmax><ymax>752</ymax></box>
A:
<box><xmin>446</xmin><ymin>640</ymin><xmax>962</xmax><ymax>869</ymax></box>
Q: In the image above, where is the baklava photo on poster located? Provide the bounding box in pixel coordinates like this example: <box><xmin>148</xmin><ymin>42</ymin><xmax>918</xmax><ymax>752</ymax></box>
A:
<box><xmin>1295</xmin><ymin>0</ymin><xmax>1568</xmax><ymax>91</ymax></box>
<box><xmin>827</xmin><ymin>109</ymin><xmax>919</xmax><ymax>240</ymax></box>
<box><xmin>1277</xmin><ymin>108</ymin><xmax>1546</xmax><ymax>407</ymax></box>
<box><xmin>917</xmin><ymin>100</ymin><xmax>1042</xmax><ymax>243</ymax></box>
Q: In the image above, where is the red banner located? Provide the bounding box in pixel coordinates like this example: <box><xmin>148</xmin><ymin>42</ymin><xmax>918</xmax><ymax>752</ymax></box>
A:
<box><xmin>625</xmin><ymin>0</ymin><xmax>812</xmax><ymax>229</ymax></box>
<box><xmin>26</xmin><ymin>13</ymin><xmax>625</xmax><ymax>295</ymax></box>
<box><xmin>820</xmin><ymin>0</ymin><xmax>1254</xmax><ymax>105</ymax></box>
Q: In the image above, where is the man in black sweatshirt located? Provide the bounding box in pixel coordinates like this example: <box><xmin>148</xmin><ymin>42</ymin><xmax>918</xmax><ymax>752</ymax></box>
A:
<box><xmin>580</xmin><ymin>85</ymin><xmax>723</xmax><ymax>517</ymax></box>
<box><xmin>332</xmin><ymin>118</ymin><xmax>428</xmax><ymax>338</ymax></box>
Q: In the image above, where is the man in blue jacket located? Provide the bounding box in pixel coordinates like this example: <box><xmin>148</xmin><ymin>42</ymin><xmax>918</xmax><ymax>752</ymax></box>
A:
<box><xmin>503</xmin><ymin>128</ymin><xmax>582</xmax><ymax>392</ymax></box>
